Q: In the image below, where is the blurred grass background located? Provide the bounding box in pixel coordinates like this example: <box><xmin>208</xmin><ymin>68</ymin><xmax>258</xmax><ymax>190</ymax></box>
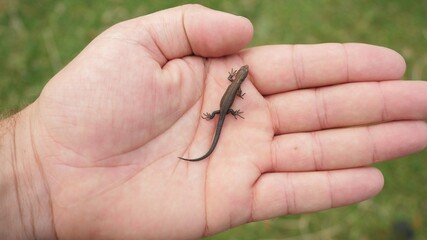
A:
<box><xmin>1</xmin><ymin>0</ymin><xmax>426</xmax><ymax>239</ymax></box>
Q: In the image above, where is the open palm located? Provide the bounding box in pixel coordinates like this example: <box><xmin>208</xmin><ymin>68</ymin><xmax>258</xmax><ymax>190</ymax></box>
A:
<box><xmin>27</xmin><ymin>5</ymin><xmax>427</xmax><ymax>239</ymax></box>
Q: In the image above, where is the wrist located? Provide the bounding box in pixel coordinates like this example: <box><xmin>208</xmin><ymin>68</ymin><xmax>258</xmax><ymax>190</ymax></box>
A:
<box><xmin>0</xmin><ymin>107</ymin><xmax>57</xmax><ymax>239</ymax></box>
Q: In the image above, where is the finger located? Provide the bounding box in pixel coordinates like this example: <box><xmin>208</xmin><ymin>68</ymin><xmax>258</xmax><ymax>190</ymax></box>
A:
<box><xmin>268</xmin><ymin>80</ymin><xmax>427</xmax><ymax>133</ymax></box>
<box><xmin>266</xmin><ymin>121</ymin><xmax>427</xmax><ymax>173</ymax></box>
<box><xmin>242</xmin><ymin>43</ymin><xmax>405</xmax><ymax>95</ymax></box>
<box><xmin>251</xmin><ymin>167</ymin><xmax>383</xmax><ymax>221</ymax></box>
<box><xmin>106</xmin><ymin>4</ymin><xmax>252</xmax><ymax>63</ymax></box>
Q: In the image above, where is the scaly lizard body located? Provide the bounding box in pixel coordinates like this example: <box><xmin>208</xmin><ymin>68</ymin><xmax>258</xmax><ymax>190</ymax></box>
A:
<box><xmin>179</xmin><ymin>65</ymin><xmax>249</xmax><ymax>161</ymax></box>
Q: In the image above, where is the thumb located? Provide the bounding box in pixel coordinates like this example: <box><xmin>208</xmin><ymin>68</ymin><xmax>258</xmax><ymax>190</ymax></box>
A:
<box><xmin>104</xmin><ymin>4</ymin><xmax>253</xmax><ymax>63</ymax></box>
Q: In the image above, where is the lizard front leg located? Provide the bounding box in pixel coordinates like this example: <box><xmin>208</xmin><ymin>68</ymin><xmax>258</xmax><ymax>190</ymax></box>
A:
<box><xmin>228</xmin><ymin>68</ymin><xmax>238</xmax><ymax>82</ymax></box>
<box><xmin>236</xmin><ymin>88</ymin><xmax>245</xmax><ymax>99</ymax></box>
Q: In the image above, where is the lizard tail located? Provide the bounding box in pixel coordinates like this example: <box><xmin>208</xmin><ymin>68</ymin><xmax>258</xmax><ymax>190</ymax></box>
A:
<box><xmin>178</xmin><ymin>119</ymin><xmax>225</xmax><ymax>161</ymax></box>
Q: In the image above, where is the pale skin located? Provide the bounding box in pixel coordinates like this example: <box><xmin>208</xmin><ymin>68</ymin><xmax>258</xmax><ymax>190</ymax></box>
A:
<box><xmin>1</xmin><ymin>4</ymin><xmax>427</xmax><ymax>240</ymax></box>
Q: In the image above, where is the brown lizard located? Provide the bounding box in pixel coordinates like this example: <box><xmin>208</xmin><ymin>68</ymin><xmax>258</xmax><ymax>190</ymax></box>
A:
<box><xmin>179</xmin><ymin>65</ymin><xmax>249</xmax><ymax>161</ymax></box>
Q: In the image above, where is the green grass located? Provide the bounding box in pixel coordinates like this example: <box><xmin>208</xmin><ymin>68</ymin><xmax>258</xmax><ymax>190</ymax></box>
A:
<box><xmin>1</xmin><ymin>0</ymin><xmax>426</xmax><ymax>239</ymax></box>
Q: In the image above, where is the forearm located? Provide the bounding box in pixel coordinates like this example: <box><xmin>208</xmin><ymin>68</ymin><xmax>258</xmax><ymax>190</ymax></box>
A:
<box><xmin>0</xmin><ymin>108</ymin><xmax>56</xmax><ymax>239</ymax></box>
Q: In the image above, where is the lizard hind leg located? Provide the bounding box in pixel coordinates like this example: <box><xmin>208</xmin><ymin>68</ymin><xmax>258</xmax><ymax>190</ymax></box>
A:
<box><xmin>201</xmin><ymin>110</ymin><xmax>220</xmax><ymax>120</ymax></box>
<box><xmin>229</xmin><ymin>109</ymin><xmax>244</xmax><ymax>119</ymax></box>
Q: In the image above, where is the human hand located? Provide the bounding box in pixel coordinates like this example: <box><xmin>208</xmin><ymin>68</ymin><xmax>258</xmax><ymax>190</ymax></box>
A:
<box><xmin>5</xmin><ymin>4</ymin><xmax>427</xmax><ymax>240</ymax></box>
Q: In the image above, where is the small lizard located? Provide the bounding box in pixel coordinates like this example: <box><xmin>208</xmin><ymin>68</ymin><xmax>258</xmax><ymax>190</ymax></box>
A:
<box><xmin>179</xmin><ymin>65</ymin><xmax>249</xmax><ymax>161</ymax></box>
